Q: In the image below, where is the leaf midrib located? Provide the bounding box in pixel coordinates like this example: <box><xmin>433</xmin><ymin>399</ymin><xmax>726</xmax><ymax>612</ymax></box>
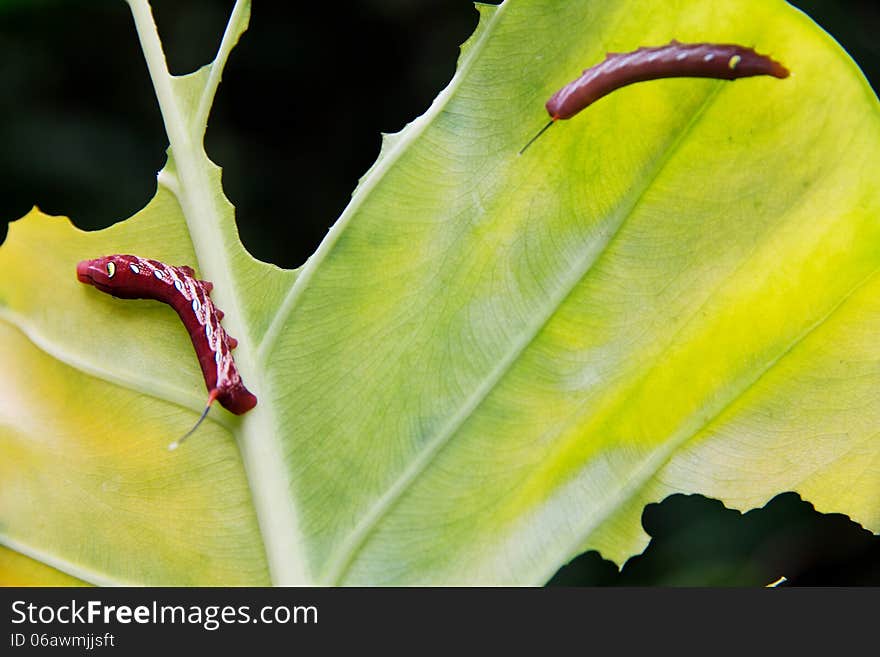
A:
<box><xmin>128</xmin><ymin>0</ymin><xmax>310</xmax><ymax>585</ymax></box>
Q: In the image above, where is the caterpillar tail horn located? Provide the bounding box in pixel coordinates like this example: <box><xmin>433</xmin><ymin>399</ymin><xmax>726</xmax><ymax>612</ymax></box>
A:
<box><xmin>169</xmin><ymin>389</ymin><xmax>220</xmax><ymax>451</ymax></box>
<box><xmin>518</xmin><ymin>118</ymin><xmax>556</xmax><ymax>155</ymax></box>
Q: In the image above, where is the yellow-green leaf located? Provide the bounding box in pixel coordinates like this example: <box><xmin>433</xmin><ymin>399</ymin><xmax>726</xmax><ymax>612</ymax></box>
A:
<box><xmin>1</xmin><ymin>0</ymin><xmax>877</xmax><ymax>585</ymax></box>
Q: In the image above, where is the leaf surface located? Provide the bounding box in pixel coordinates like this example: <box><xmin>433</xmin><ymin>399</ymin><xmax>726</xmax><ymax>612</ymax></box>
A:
<box><xmin>1</xmin><ymin>0</ymin><xmax>878</xmax><ymax>585</ymax></box>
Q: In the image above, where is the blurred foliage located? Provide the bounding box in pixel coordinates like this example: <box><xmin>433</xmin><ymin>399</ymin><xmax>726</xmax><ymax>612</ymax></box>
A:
<box><xmin>0</xmin><ymin>0</ymin><xmax>877</xmax><ymax>585</ymax></box>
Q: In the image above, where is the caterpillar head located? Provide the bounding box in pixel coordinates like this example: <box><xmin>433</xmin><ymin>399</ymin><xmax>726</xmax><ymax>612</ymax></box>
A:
<box><xmin>77</xmin><ymin>255</ymin><xmax>143</xmax><ymax>294</ymax></box>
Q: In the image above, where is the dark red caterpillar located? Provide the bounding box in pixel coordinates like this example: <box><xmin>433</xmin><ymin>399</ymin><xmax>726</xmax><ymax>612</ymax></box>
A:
<box><xmin>520</xmin><ymin>41</ymin><xmax>790</xmax><ymax>153</ymax></box>
<box><xmin>77</xmin><ymin>255</ymin><xmax>257</xmax><ymax>449</ymax></box>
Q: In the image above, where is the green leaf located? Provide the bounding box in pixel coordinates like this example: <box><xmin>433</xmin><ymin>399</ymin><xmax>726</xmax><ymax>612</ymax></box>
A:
<box><xmin>1</xmin><ymin>0</ymin><xmax>878</xmax><ymax>585</ymax></box>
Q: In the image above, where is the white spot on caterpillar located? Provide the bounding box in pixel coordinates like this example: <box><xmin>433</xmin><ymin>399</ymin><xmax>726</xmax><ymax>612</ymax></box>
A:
<box><xmin>205</xmin><ymin>323</ymin><xmax>213</xmax><ymax>341</ymax></box>
<box><xmin>174</xmin><ymin>280</ymin><xmax>184</xmax><ymax>293</ymax></box>
<box><xmin>154</xmin><ymin>270</ymin><xmax>164</xmax><ymax>280</ymax></box>
<box><xmin>192</xmin><ymin>298</ymin><xmax>200</xmax><ymax>312</ymax></box>
<box><xmin>129</xmin><ymin>264</ymin><xmax>140</xmax><ymax>274</ymax></box>
<box><xmin>728</xmin><ymin>54</ymin><xmax>742</xmax><ymax>70</ymax></box>
<box><xmin>608</xmin><ymin>53</ymin><xmax>633</xmax><ymax>70</ymax></box>
<box><xmin>675</xmin><ymin>52</ymin><xmax>687</xmax><ymax>61</ymax></box>
<box><xmin>647</xmin><ymin>52</ymin><xmax>660</xmax><ymax>62</ymax></box>
<box><xmin>704</xmin><ymin>53</ymin><xmax>715</xmax><ymax>62</ymax></box>
<box><xmin>106</xmin><ymin>261</ymin><xmax>116</xmax><ymax>278</ymax></box>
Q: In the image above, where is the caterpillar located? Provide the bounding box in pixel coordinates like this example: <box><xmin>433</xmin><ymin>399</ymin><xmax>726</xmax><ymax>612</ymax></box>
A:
<box><xmin>76</xmin><ymin>254</ymin><xmax>257</xmax><ymax>449</ymax></box>
<box><xmin>520</xmin><ymin>41</ymin><xmax>790</xmax><ymax>153</ymax></box>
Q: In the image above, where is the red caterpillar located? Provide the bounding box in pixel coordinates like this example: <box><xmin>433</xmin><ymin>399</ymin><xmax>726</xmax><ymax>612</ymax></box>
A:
<box><xmin>77</xmin><ymin>255</ymin><xmax>257</xmax><ymax>449</ymax></box>
<box><xmin>520</xmin><ymin>41</ymin><xmax>789</xmax><ymax>153</ymax></box>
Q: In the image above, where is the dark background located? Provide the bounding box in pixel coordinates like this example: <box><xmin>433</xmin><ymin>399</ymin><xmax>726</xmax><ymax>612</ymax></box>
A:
<box><xmin>0</xmin><ymin>0</ymin><xmax>877</xmax><ymax>585</ymax></box>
